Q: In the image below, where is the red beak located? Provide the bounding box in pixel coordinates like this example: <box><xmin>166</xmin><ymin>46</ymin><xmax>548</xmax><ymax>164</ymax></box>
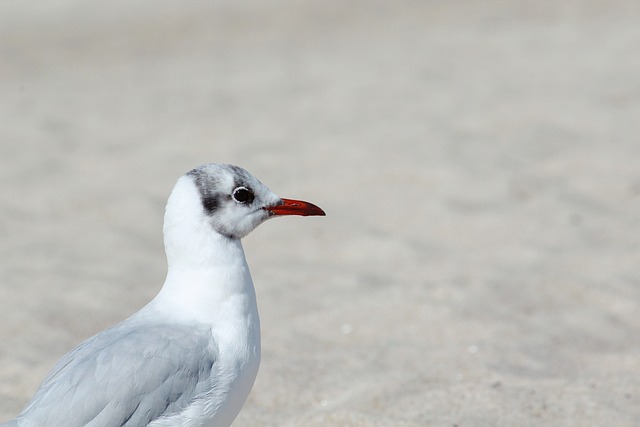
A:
<box><xmin>266</xmin><ymin>198</ymin><xmax>326</xmax><ymax>217</ymax></box>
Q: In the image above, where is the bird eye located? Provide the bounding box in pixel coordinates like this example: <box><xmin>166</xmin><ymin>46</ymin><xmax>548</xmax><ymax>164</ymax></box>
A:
<box><xmin>232</xmin><ymin>187</ymin><xmax>254</xmax><ymax>204</ymax></box>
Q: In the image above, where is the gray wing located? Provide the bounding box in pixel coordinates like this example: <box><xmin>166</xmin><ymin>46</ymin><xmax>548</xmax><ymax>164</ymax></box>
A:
<box><xmin>16</xmin><ymin>320</ymin><xmax>218</xmax><ymax>427</ymax></box>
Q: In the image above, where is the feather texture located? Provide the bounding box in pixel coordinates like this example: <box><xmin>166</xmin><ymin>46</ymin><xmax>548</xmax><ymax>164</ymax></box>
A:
<box><xmin>17</xmin><ymin>320</ymin><xmax>218</xmax><ymax>427</ymax></box>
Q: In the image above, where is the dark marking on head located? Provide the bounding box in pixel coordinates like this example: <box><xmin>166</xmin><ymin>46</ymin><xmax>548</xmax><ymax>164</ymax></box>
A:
<box><xmin>186</xmin><ymin>163</ymin><xmax>259</xmax><ymax>216</ymax></box>
<box><xmin>201</xmin><ymin>193</ymin><xmax>224</xmax><ymax>214</ymax></box>
<box><xmin>227</xmin><ymin>165</ymin><xmax>255</xmax><ymax>191</ymax></box>
<box><xmin>187</xmin><ymin>167</ymin><xmax>225</xmax><ymax>215</ymax></box>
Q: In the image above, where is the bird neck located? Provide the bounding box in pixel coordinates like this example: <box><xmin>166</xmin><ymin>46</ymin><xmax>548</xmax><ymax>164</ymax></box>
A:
<box><xmin>153</xmin><ymin>227</ymin><xmax>257</xmax><ymax>326</ymax></box>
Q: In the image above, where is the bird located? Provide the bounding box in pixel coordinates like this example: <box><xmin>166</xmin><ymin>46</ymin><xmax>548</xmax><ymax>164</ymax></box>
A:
<box><xmin>0</xmin><ymin>163</ymin><xmax>325</xmax><ymax>427</ymax></box>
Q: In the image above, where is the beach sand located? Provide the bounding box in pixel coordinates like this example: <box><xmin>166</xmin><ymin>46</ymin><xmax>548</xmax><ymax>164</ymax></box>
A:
<box><xmin>1</xmin><ymin>1</ymin><xmax>640</xmax><ymax>425</ymax></box>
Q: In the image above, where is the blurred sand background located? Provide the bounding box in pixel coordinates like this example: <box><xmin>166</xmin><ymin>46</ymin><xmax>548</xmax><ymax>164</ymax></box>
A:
<box><xmin>1</xmin><ymin>1</ymin><xmax>640</xmax><ymax>426</ymax></box>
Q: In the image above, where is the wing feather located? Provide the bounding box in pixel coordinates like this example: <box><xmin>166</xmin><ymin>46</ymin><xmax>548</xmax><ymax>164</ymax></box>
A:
<box><xmin>18</xmin><ymin>320</ymin><xmax>218</xmax><ymax>427</ymax></box>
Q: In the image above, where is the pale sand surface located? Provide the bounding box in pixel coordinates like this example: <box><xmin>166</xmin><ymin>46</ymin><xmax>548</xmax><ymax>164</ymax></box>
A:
<box><xmin>1</xmin><ymin>1</ymin><xmax>640</xmax><ymax>426</ymax></box>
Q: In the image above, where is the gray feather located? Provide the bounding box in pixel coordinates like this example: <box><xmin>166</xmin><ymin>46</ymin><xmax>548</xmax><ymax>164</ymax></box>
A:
<box><xmin>16</xmin><ymin>319</ymin><xmax>218</xmax><ymax>427</ymax></box>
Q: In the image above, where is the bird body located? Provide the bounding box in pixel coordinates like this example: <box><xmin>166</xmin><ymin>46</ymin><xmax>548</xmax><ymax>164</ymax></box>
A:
<box><xmin>1</xmin><ymin>164</ymin><xmax>324</xmax><ymax>427</ymax></box>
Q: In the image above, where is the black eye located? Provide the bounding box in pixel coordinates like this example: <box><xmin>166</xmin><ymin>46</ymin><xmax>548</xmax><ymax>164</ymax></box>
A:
<box><xmin>232</xmin><ymin>187</ymin><xmax>254</xmax><ymax>204</ymax></box>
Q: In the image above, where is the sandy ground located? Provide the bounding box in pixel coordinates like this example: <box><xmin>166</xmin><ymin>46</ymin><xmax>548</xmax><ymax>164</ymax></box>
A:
<box><xmin>1</xmin><ymin>1</ymin><xmax>640</xmax><ymax>426</ymax></box>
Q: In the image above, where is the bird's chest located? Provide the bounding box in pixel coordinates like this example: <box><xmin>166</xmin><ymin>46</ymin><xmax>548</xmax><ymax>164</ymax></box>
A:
<box><xmin>149</xmin><ymin>316</ymin><xmax>260</xmax><ymax>427</ymax></box>
<box><xmin>158</xmin><ymin>286</ymin><xmax>261</xmax><ymax>426</ymax></box>
<box><xmin>202</xmin><ymin>316</ymin><xmax>261</xmax><ymax>426</ymax></box>
<box><xmin>213</xmin><ymin>304</ymin><xmax>261</xmax><ymax>387</ymax></box>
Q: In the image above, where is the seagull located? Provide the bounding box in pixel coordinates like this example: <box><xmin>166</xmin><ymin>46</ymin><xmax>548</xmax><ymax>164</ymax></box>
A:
<box><xmin>0</xmin><ymin>163</ymin><xmax>325</xmax><ymax>427</ymax></box>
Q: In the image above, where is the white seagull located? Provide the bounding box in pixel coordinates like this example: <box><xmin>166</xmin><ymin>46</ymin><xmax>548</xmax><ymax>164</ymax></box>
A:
<box><xmin>0</xmin><ymin>163</ymin><xmax>325</xmax><ymax>427</ymax></box>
